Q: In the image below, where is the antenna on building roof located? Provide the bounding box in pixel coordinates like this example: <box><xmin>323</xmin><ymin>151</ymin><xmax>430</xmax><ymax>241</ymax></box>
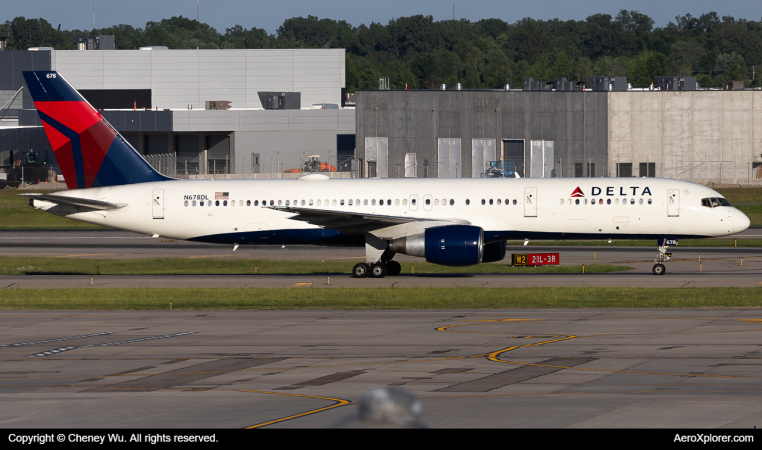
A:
<box><xmin>92</xmin><ymin>1</ymin><xmax>95</xmax><ymax>30</ymax></box>
<box><xmin>198</xmin><ymin>0</ymin><xmax>200</xmax><ymax>22</ymax></box>
<box><xmin>452</xmin><ymin>3</ymin><xmax>455</xmax><ymax>21</ymax></box>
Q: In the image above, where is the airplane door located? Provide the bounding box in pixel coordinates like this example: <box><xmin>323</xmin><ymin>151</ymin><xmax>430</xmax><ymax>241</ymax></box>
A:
<box><xmin>668</xmin><ymin>189</ymin><xmax>679</xmax><ymax>217</ymax></box>
<box><xmin>152</xmin><ymin>189</ymin><xmax>164</xmax><ymax>219</ymax></box>
<box><xmin>423</xmin><ymin>194</ymin><xmax>433</xmax><ymax>211</ymax></box>
<box><xmin>524</xmin><ymin>187</ymin><xmax>537</xmax><ymax>217</ymax></box>
<box><xmin>409</xmin><ymin>194</ymin><xmax>419</xmax><ymax>211</ymax></box>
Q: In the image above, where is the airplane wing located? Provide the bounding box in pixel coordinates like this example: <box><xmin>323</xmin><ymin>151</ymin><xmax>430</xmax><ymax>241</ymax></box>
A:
<box><xmin>269</xmin><ymin>205</ymin><xmax>468</xmax><ymax>233</ymax></box>
<box><xmin>21</xmin><ymin>193</ymin><xmax>127</xmax><ymax>210</ymax></box>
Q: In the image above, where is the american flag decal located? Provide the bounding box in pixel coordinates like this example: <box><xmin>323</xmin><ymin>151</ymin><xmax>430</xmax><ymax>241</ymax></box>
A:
<box><xmin>215</xmin><ymin>192</ymin><xmax>229</xmax><ymax>200</ymax></box>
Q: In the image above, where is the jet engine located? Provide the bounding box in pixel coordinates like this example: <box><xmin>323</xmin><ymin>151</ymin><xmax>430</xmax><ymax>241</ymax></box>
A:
<box><xmin>390</xmin><ymin>225</ymin><xmax>484</xmax><ymax>266</ymax></box>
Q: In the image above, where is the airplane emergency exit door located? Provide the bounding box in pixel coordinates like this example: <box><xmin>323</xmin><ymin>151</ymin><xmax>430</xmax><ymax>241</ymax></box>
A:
<box><xmin>524</xmin><ymin>187</ymin><xmax>537</xmax><ymax>217</ymax></box>
<box><xmin>152</xmin><ymin>189</ymin><xmax>164</xmax><ymax>219</ymax></box>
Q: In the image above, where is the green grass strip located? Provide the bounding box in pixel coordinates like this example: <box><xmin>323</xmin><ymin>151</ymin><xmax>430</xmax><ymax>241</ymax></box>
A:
<box><xmin>1</xmin><ymin>287</ymin><xmax>762</xmax><ymax>310</ymax></box>
<box><xmin>0</xmin><ymin>257</ymin><xmax>628</xmax><ymax>275</ymax></box>
<box><xmin>515</xmin><ymin>239</ymin><xmax>762</xmax><ymax>247</ymax></box>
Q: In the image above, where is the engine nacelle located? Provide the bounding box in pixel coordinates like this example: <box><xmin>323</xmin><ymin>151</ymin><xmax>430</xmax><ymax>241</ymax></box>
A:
<box><xmin>482</xmin><ymin>241</ymin><xmax>506</xmax><ymax>263</ymax></box>
<box><xmin>390</xmin><ymin>225</ymin><xmax>484</xmax><ymax>267</ymax></box>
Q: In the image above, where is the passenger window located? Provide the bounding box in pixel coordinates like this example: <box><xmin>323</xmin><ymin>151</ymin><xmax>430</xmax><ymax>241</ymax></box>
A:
<box><xmin>599</xmin><ymin>199</ymin><xmax>603</xmax><ymax>205</ymax></box>
<box><xmin>332</xmin><ymin>200</ymin><xmax>337</xmax><ymax>206</ymax></box>
<box><xmin>356</xmin><ymin>199</ymin><xmax>360</xmax><ymax>205</ymax></box>
<box><xmin>270</xmin><ymin>200</ymin><xmax>274</xmax><ymax>206</ymax></box>
<box><xmin>567</xmin><ymin>199</ymin><xmax>571</xmax><ymax>205</ymax></box>
<box><xmin>450</xmin><ymin>199</ymin><xmax>454</xmax><ymax>206</ymax></box>
<box><xmin>584</xmin><ymin>199</ymin><xmax>588</xmax><ymax>205</ymax></box>
<box><xmin>200</xmin><ymin>201</ymin><xmax>204</xmax><ymax>206</ymax></box>
<box><xmin>246</xmin><ymin>200</ymin><xmax>250</xmax><ymax>206</ymax></box>
<box><xmin>489</xmin><ymin>199</ymin><xmax>493</xmax><ymax>205</ymax></box>
<box><xmin>403</xmin><ymin>199</ymin><xmax>408</xmax><ymax>206</ymax></box>
<box><xmin>615</xmin><ymin>199</ymin><xmax>619</xmax><ymax>205</ymax></box>
<box><xmin>285</xmin><ymin>200</ymin><xmax>290</xmax><ymax>206</ymax></box>
<box><xmin>395</xmin><ymin>199</ymin><xmax>400</xmax><ymax>206</ymax></box>
<box><xmin>254</xmin><ymin>200</ymin><xmax>258</xmax><ymax>206</ymax></box>
<box><xmin>387</xmin><ymin>199</ymin><xmax>391</xmax><ymax>205</ymax></box>
<box><xmin>513</xmin><ymin>199</ymin><xmax>517</xmax><ymax>205</ymax></box>
<box><xmin>184</xmin><ymin>200</ymin><xmax>188</xmax><ymax>207</ymax></box>
<box><xmin>216</xmin><ymin>200</ymin><xmax>220</xmax><ymax>206</ymax></box>
<box><xmin>559</xmin><ymin>199</ymin><xmax>564</xmax><ymax>205</ymax></box>
<box><xmin>639</xmin><ymin>198</ymin><xmax>643</xmax><ymax>205</ymax></box>
<box><xmin>192</xmin><ymin>201</ymin><xmax>196</xmax><ymax>206</ymax></box>
<box><xmin>466</xmin><ymin>199</ymin><xmax>470</xmax><ymax>205</ymax></box>
<box><xmin>648</xmin><ymin>199</ymin><xmax>652</xmax><ymax>204</ymax></box>
<box><xmin>575</xmin><ymin>199</ymin><xmax>580</xmax><ymax>205</ymax></box>
<box><xmin>497</xmin><ymin>199</ymin><xmax>502</xmax><ymax>205</ymax></box>
<box><xmin>239</xmin><ymin>200</ymin><xmax>242</xmax><ymax>206</ymax></box>
<box><xmin>309</xmin><ymin>199</ymin><xmax>313</xmax><ymax>206</ymax></box>
<box><xmin>348</xmin><ymin>199</ymin><xmax>353</xmax><ymax>206</ymax></box>
<box><xmin>364</xmin><ymin>199</ymin><xmax>368</xmax><ymax>206</ymax></box>
<box><xmin>278</xmin><ymin>200</ymin><xmax>282</xmax><ymax>206</ymax></box>
<box><xmin>317</xmin><ymin>200</ymin><xmax>321</xmax><ymax>206</ymax></box>
<box><xmin>631</xmin><ymin>199</ymin><xmax>635</xmax><ymax>205</ymax></box>
<box><xmin>425</xmin><ymin>199</ymin><xmax>430</xmax><ymax>205</ymax></box>
<box><xmin>607</xmin><ymin>199</ymin><xmax>611</xmax><ymax>205</ymax></box>
<box><xmin>231</xmin><ymin>200</ymin><xmax>235</xmax><ymax>207</ymax></box>
<box><xmin>380</xmin><ymin>200</ymin><xmax>384</xmax><ymax>205</ymax></box>
<box><xmin>372</xmin><ymin>199</ymin><xmax>377</xmax><ymax>206</ymax></box>
<box><xmin>340</xmin><ymin>199</ymin><xmax>345</xmax><ymax>206</ymax></box>
<box><xmin>481</xmin><ymin>199</ymin><xmax>485</xmax><ymax>205</ymax></box>
<box><xmin>434</xmin><ymin>199</ymin><xmax>439</xmax><ymax>206</ymax></box>
<box><xmin>411</xmin><ymin>199</ymin><xmax>416</xmax><ymax>205</ymax></box>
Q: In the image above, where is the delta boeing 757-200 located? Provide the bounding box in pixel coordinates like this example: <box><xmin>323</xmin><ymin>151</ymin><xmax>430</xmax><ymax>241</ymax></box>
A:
<box><xmin>20</xmin><ymin>71</ymin><xmax>750</xmax><ymax>277</ymax></box>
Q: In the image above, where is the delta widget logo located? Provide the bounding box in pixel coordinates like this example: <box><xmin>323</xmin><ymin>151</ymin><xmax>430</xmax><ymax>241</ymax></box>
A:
<box><xmin>570</xmin><ymin>187</ymin><xmax>584</xmax><ymax>197</ymax></box>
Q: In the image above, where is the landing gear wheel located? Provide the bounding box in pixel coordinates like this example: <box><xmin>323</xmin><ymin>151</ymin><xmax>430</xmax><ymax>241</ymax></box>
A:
<box><xmin>369</xmin><ymin>262</ymin><xmax>387</xmax><ymax>278</ymax></box>
<box><xmin>386</xmin><ymin>261</ymin><xmax>401</xmax><ymax>276</ymax></box>
<box><xmin>652</xmin><ymin>264</ymin><xmax>666</xmax><ymax>276</ymax></box>
<box><xmin>353</xmin><ymin>263</ymin><xmax>369</xmax><ymax>278</ymax></box>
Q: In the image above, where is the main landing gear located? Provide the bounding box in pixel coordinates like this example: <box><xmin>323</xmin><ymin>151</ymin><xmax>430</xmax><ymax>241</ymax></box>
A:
<box><xmin>352</xmin><ymin>260</ymin><xmax>401</xmax><ymax>278</ymax></box>
<box><xmin>652</xmin><ymin>242</ymin><xmax>672</xmax><ymax>275</ymax></box>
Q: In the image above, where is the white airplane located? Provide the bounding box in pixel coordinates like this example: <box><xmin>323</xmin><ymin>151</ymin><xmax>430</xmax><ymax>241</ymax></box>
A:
<box><xmin>21</xmin><ymin>71</ymin><xmax>750</xmax><ymax>277</ymax></box>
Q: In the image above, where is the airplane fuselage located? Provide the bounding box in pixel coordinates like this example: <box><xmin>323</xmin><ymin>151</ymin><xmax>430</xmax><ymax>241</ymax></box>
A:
<box><xmin>31</xmin><ymin>177</ymin><xmax>749</xmax><ymax>245</ymax></box>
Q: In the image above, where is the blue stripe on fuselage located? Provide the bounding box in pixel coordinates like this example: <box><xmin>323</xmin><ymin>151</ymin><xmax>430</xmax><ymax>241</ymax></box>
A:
<box><xmin>188</xmin><ymin>228</ymin><xmax>363</xmax><ymax>246</ymax></box>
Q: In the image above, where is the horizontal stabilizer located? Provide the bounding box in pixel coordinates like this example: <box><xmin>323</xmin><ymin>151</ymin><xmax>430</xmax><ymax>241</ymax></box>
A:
<box><xmin>21</xmin><ymin>193</ymin><xmax>126</xmax><ymax>210</ymax></box>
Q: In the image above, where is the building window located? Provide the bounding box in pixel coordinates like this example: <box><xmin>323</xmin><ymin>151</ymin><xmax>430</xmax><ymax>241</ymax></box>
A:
<box><xmin>639</xmin><ymin>162</ymin><xmax>656</xmax><ymax>177</ymax></box>
<box><xmin>753</xmin><ymin>162</ymin><xmax>762</xmax><ymax>178</ymax></box>
<box><xmin>617</xmin><ymin>163</ymin><xmax>632</xmax><ymax>177</ymax></box>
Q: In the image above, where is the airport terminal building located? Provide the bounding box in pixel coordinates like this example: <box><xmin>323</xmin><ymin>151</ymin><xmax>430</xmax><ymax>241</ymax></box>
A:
<box><xmin>355</xmin><ymin>85</ymin><xmax>762</xmax><ymax>185</ymax></box>
<box><xmin>0</xmin><ymin>47</ymin><xmax>354</xmax><ymax>179</ymax></box>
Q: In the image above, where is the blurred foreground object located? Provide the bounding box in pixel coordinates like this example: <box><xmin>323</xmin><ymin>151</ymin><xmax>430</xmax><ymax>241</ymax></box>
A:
<box><xmin>332</xmin><ymin>387</ymin><xmax>426</xmax><ymax>428</ymax></box>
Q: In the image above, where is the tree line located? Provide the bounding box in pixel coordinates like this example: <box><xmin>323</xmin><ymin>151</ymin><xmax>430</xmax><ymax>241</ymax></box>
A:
<box><xmin>2</xmin><ymin>11</ymin><xmax>761</xmax><ymax>90</ymax></box>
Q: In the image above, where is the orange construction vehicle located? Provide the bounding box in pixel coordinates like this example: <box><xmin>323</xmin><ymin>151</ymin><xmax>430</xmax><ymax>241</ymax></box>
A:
<box><xmin>284</xmin><ymin>155</ymin><xmax>337</xmax><ymax>174</ymax></box>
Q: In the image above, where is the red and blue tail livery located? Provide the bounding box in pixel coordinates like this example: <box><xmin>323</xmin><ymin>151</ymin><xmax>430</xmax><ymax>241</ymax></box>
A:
<box><xmin>22</xmin><ymin>71</ymin><xmax>170</xmax><ymax>189</ymax></box>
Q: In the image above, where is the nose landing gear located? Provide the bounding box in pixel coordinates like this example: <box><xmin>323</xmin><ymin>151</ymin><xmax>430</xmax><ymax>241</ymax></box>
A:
<box><xmin>653</xmin><ymin>239</ymin><xmax>674</xmax><ymax>275</ymax></box>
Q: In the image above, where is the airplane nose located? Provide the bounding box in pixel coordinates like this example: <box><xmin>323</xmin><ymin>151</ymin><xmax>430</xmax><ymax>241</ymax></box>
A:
<box><xmin>733</xmin><ymin>209</ymin><xmax>751</xmax><ymax>233</ymax></box>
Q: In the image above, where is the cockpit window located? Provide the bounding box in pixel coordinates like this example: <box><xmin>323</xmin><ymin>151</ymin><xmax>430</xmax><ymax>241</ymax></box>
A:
<box><xmin>702</xmin><ymin>197</ymin><xmax>731</xmax><ymax>208</ymax></box>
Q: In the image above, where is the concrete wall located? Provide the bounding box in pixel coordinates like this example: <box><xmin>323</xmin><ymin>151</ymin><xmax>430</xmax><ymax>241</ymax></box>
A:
<box><xmin>356</xmin><ymin>90</ymin><xmax>607</xmax><ymax>178</ymax></box>
<box><xmin>608</xmin><ymin>91</ymin><xmax>762</xmax><ymax>185</ymax></box>
<box><xmin>50</xmin><ymin>49</ymin><xmax>345</xmax><ymax>109</ymax></box>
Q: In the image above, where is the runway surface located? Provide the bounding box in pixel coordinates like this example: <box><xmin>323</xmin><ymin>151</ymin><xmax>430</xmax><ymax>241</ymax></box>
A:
<box><xmin>1</xmin><ymin>229</ymin><xmax>761</xmax><ymax>288</ymax></box>
<box><xmin>2</xmin><ymin>309</ymin><xmax>762</xmax><ymax>428</ymax></box>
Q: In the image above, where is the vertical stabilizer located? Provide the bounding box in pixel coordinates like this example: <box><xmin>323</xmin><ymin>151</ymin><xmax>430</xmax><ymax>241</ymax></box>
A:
<box><xmin>22</xmin><ymin>71</ymin><xmax>170</xmax><ymax>189</ymax></box>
